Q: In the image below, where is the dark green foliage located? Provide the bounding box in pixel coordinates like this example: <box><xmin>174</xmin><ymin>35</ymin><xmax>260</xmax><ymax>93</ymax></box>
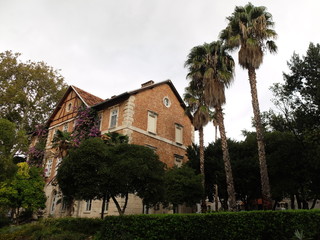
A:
<box><xmin>57</xmin><ymin>138</ymin><xmax>165</xmax><ymax>215</ymax></box>
<box><xmin>0</xmin><ymin>213</ymin><xmax>11</xmax><ymax>228</ymax></box>
<box><xmin>109</xmin><ymin>144</ymin><xmax>165</xmax><ymax>209</ymax></box>
<box><xmin>164</xmin><ymin>165</ymin><xmax>203</xmax><ymax>209</ymax></box>
<box><xmin>0</xmin><ymin>217</ymin><xmax>103</xmax><ymax>240</ymax></box>
<box><xmin>57</xmin><ymin>137</ymin><xmax>108</xmax><ymax>201</ymax></box>
<box><xmin>0</xmin><ymin>119</ymin><xmax>27</xmax><ymax>182</ymax></box>
<box><xmin>98</xmin><ymin>211</ymin><xmax>320</xmax><ymax>240</ymax></box>
<box><xmin>264</xmin><ymin>43</ymin><xmax>320</xmax><ymax>208</ymax></box>
<box><xmin>42</xmin><ymin>217</ymin><xmax>103</xmax><ymax>235</ymax></box>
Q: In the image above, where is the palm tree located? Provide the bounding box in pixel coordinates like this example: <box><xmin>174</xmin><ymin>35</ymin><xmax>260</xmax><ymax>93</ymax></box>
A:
<box><xmin>220</xmin><ymin>2</ymin><xmax>277</xmax><ymax>208</ymax></box>
<box><xmin>184</xmin><ymin>81</ymin><xmax>210</xmax><ymax>213</ymax></box>
<box><xmin>185</xmin><ymin>41</ymin><xmax>237</xmax><ymax>210</ymax></box>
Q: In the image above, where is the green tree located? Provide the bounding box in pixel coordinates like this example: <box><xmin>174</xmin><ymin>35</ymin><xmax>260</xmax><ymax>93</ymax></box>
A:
<box><xmin>220</xmin><ymin>3</ymin><xmax>277</xmax><ymax>208</ymax></box>
<box><xmin>108</xmin><ymin>144</ymin><xmax>165</xmax><ymax>215</ymax></box>
<box><xmin>0</xmin><ymin>162</ymin><xmax>46</xmax><ymax>222</ymax></box>
<box><xmin>164</xmin><ymin>165</ymin><xmax>203</xmax><ymax>213</ymax></box>
<box><xmin>265</xmin><ymin>43</ymin><xmax>320</xmax><ymax>208</ymax></box>
<box><xmin>0</xmin><ymin>119</ymin><xmax>27</xmax><ymax>182</ymax></box>
<box><xmin>57</xmin><ymin>138</ymin><xmax>165</xmax><ymax>217</ymax></box>
<box><xmin>57</xmin><ymin>137</ymin><xmax>108</xmax><ymax>218</ymax></box>
<box><xmin>0</xmin><ymin>51</ymin><xmax>67</xmax><ymax>133</ymax></box>
<box><xmin>185</xmin><ymin>41</ymin><xmax>237</xmax><ymax>210</ymax></box>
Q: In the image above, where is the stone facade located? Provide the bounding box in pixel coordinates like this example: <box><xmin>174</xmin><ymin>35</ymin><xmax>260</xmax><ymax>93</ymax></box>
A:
<box><xmin>42</xmin><ymin>80</ymin><xmax>194</xmax><ymax>218</ymax></box>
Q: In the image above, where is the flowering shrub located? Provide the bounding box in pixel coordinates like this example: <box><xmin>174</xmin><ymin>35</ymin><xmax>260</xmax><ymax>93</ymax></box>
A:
<box><xmin>72</xmin><ymin>107</ymin><xmax>101</xmax><ymax>147</ymax></box>
<box><xmin>27</xmin><ymin>125</ymin><xmax>48</xmax><ymax>167</ymax></box>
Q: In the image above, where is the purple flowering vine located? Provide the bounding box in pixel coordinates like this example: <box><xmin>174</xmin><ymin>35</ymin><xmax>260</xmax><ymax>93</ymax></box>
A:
<box><xmin>27</xmin><ymin>124</ymin><xmax>48</xmax><ymax>167</ymax></box>
<box><xmin>71</xmin><ymin>107</ymin><xmax>101</xmax><ymax>147</ymax></box>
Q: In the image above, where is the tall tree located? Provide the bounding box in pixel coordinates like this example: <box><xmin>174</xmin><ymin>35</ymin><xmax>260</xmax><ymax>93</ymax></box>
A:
<box><xmin>0</xmin><ymin>51</ymin><xmax>67</xmax><ymax>133</ymax></box>
<box><xmin>220</xmin><ymin>3</ymin><xmax>277</xmax><ymax>208</ymax></box>
<box><xmin>265</xmin><ymin>43</ymin><xmax>320</xmax><ymax>208</ymax></box>
<box><xmin>184</xmin><ymin>82</ymin><xmax>210</xmax><ymax>212</ymax></box>
<box><xmin>185</xmin><ymin>41</ymin><xmax>236</xmax><ymax>210</ymax></box>
<box><xmin>0</xmin><ymin>119</ymin><xmax>27</xmax><ymax>182</ymax></box>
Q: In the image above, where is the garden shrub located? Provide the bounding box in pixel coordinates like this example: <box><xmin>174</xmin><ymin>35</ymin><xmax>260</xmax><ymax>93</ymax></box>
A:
<box><xmin>97</xmin><ymin>210</ymin><xmax>320</xmax><ymax>240</ymax></box>
<box><xmin>0</xmin><ymin>217</ymin><xmax>103</xmax><ymax>240</ymax></box>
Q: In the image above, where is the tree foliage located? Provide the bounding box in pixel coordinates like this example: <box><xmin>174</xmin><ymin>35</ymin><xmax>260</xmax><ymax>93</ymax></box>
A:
<box><xmin>0</xmin><ymin>119</ymin><xmax>27</xmax><ymax>182</ymax></box>
<box><xmin>57</xmin><ymin>137</ymin><xmax>165</xmax><ymax>216</ymax></box>
<box><xmin>0</xmin><ymin>162</ymin><xmax>46</xmax><ymax>222</ymax></box>
<box><xmin>164</xmin><ymin>165</ymin><xmax>203</xmax><ymax>212</ymax></box>
<box><xmin>264</xmin><ymin>42</ymin><xmax>320</xmax><ymax>209</ymax></box>
<box><xmin>0</xmin><ymin>51</ymin><xmax>67</xmax><ymax>133</ymax></box>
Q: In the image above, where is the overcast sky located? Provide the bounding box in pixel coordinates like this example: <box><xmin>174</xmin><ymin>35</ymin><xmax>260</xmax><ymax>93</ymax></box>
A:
<box><xmin>0</xmin><ymin>0</ymin><xmax>319</xmax><ymax>144</ymax></box>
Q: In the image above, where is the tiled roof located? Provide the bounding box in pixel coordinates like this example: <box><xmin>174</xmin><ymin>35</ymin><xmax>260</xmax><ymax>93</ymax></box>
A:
<box><xmin>72</xmin><ymin>86</ymin><xmax>104</xmax><ymax>106</ymax></box>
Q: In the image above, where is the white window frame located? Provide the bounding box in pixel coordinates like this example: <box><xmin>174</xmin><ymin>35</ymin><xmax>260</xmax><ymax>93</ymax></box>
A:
<box><xmin>147</xmin><ymin>111</ymin><xmax>158</xmax><ymax>134</ymax></box>
<box><xmin>175</xmin><ymin>124</ymin><xmax>183</xmax><ymax>145</ymax></box>
<box><xmin>63</xmin><ymin>123</ymin><xmax>68</xmax><ymax>132</ymax></box>
<box><xmin>145</xmin><ymin>145</ymin><xmax>157</xmax><ymax>152</ymax></box>
<box><xmin>109</xmin><ymin>107</ymin><xmax>119</xmax><ymax>129</ymax></box>
<box><xmin>45</xmin><ymin>159</ymin><xmax>53</xmax><ymax>177</ymax></box>
<box><xmin>174</xmin><ymin>154</ymin><xmax>183</xmax><ymax>168</ymax></box>
<box><xmin>51</xmin><ymin>191</ymin><xmax>58</xmax><ymax>214</ymax></box>
<box><xmin>54</xmin><ymin>158</ymin><xmax>62</xmax><ymax>176</ymax></box>
<box><xmin>97</xmin><ymin>112</ymin><xmax>103</xmax><ymax>130</ymax></box>
<box><xmin>85</xmin><ymin>199</ymin><xmax>92</xmax><ymax>211</ymax></box>
<box><xmin>163</xmin><ymin>97</ymin><xmax>171</xmax><ymax>108</ymax></box>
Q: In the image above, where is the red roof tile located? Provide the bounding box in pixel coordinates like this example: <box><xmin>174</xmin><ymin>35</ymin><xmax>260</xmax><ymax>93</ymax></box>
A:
<box><xmin>72</xmin><ymin>86</ymin><xmax>104</xmax><ymax>106</ymax></box>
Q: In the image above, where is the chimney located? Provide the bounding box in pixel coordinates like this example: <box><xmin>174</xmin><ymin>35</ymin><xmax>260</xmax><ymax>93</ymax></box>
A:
<box><xmin>141</xmin><ymin>80</ymin><xmax>154</xmax><ymax>88</ymax></box>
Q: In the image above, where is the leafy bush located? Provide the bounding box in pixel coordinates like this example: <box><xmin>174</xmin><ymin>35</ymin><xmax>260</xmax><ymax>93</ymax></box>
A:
<box><xmin>0</xmin><ymin>217</ymin><xmax>103</xmax><ymax>240</ymax></box>
<box><xmin>97</xmin><ymin>210</ymin><xmax>320</xmax><ymax>240</ymax></box>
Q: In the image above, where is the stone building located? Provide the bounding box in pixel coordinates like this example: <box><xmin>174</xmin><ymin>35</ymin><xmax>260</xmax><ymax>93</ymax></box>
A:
<box><xmin>41</xmin><ymin>80</ymin><xmax>195</xmax><ymax>217</ymax></box>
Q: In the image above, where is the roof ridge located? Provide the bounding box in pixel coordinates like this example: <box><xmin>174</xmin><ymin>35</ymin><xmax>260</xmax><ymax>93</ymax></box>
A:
<box><xmin>71</xmin><ymin>85</ymin><xmax>104</xmax><ymax>106</ymax></box>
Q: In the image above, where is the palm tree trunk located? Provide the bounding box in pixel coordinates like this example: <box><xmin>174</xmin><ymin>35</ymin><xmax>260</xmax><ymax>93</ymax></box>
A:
<box><xmin>199</xmin><ymin>126</ymin><xmax>206</xmax><ymax>213</ymax></box>
<box><xmin>216</xmin><ymin>106</ymin><xmax>237</xmax><ymax>211</ymax></box>
<box><xmin>248</xmin><ymin>67</ymin><xmax>272</xmax><ymax>210</ymax></box>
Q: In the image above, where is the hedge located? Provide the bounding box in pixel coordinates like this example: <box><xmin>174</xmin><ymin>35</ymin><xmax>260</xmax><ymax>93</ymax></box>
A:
<box><xmin>97</xmin><ymin>210</ymin><xmax>320</xmax><ymax>240</ymax></box>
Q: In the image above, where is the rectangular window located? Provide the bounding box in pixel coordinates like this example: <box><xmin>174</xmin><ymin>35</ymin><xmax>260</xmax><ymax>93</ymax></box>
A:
<box><xmin>97</xmin><ymin>112</ymin><xmax>102</xmax><ymax>130</ymax></box>
<box><xmin>174</xmin><ymin>154</ymin><xmax>183</xmax><ymax>168</ymax></box>
<box><xmin>51</xmin><ymin>128</ymin><xmax>58</xmax><ymax>142</ymax></box>
<box><xmin>63</xmin><ymin>123</ymin><xmax>68</xmax><ymax>132</ymax></box>
<box><xmin>45</xmin><ymin>159</ymin><xmax>53</xmax><ymax>177</ymax></box>
<box><xmin>147</xmin><ymin>111</ymin><xmax>157</xmax><ymax>134</ymax></box>
<box><xmin>109</xmin><ymin>108</ymin><xmax>118</xmax><ymax>128</ymax></box>
<box><xmin>54</xmin><ymin>158</ymin><xmax>62</xmax><ymax>176</ymax></box>
<box><xmin>85</xmin><ymin>199</ymin><xmax>92</xmax><ymax>211</ymax></box>
<box><xmin>145</xmin><ymin>145</ymin><xmax>157</xmax><ymax>152</ymax></box>
<box><xmin>61</xmin><ymin>197</ymin><xmax>67</xmax><ymax>211</ymax></box>
<box><xmin>175</xmin><ymin>124</ymin><xmax>183</xmax><ymax>145</ymax></box>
